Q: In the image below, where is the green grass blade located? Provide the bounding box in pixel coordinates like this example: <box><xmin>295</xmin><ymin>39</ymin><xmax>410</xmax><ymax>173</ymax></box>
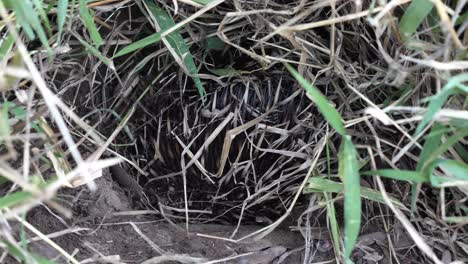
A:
<box><xmin>438</xmin><ymin>159</ymin><xmax>468</xmax><ymax>180</ymax></box>
<box><xmin>306</xmin><ymin>177</ymin><xmax>341</xmax><ymax>193</ymax></box>
<box><xmin>415</xmin><ymin>89</ymin><xmax>453</xmax><ymax>135</ymax></box>
<box><xmin>285</xmin><ymin>63</ymin><xmax>346</xmax><ymax>136</ymax></box>
<box><xmin>32</xmin><ymin>0</ymin><xmax>52</xmax><ymax>35</ymax></box>
<box><xmin>0</xmin><ymin>177</ymin><xmax>8</xmax><ymax>185</ymax></box>
<box><xmin>204</xmin><ymin>36</ymin><xmax>225</xmax><ymax>52</ymax></box>
<box><xmin>115</xmin><ymin>0</ymin><xmax>223</xmax><ymax>58</ymax></box>
<box><xmin>0</xmin><ymin>191</ymin><xmax>33</xmax><ymax>210</ymax></box>
<box><xmin>324</xmin><ymin>139</ymin><xmax>341</xmax><ymax>255</ymax></box>
<box><xmin>325</xmin><ymin>192</ymin><xmax>341</xmax><ymax>258</ymax></box>
<box><xmin>21</xmin><ymin>0</ymin><xmax>49</xmax><ymax>48</ymax></box>
<box><xmin>362</xmin><ymin>169</ymin><xmax>427</xmax><ymax>183</ymax></box>
<box><xmin>430</xmin><ymin>159</ymin><xmax>468</xmax><ymax>187</ymax></box>
<box><xmin>209</xmin><ymin>67</ymin><xmax>247</xmax><ymax>77</ymax></box>
<box><xmin>443</xmin><ymin>216</ymin><xmax>468</xmax><ymax>224</ymax></box>
<box><xmin>0</xmin><ymin>103</ymin><xmax>11</xmax><ymax>140</ymax></box>
<box><xmin>57</xmin><ymin>0</ymin><xmax>69</xmax><ymax>43</ymax></box>
<box><xmin>415</xmin><ymin>74</ymin><xmax>468</xmax><ymax>135</ymax></box>
<box><xmin>453</xmin><ymin>142</ymin><xmax>468</xmax><ymax>163</ymax></box>
<box><xmin>409</xmin><ymin>123</ymin><xmax>444</xmax><ymax>215</ymax></box>
<box><xmin>144</xmin><ymin>0</ymin><xmax>205</xmax><ymax>99</ymax></box>
<box><xmin>455</xmin><ymin>12</ymin><xmax>468</xmax><ymax>26</ymax></box>
<box><xmin>8</xmin><ymin>0</ymin><xmax>50</xmax><ymax>49</ymax></box>
<box><xmin>68</xmin><ymin>0</ymin><xmax>77</xmax><ymax>28</ymax></box>
<box><xmin>339</xmin><ymin>136</ymin><xmax>361</xmax><ymax>263</ymax></box>
<box><xmin>383</xmin><ymin>84</ymin><xmax>412</xmax><ymax>107</ymax></box>
<box><xmin>417</xmin><ymin>123</ymin><xmax>444</xmax><ymax>172</ymax></box>
<box><xmin>191</xmin><ymin>0</ymin><xmax>213</xmax><ymax>4</ymax></box>
<box><xmin>114</xmin><ymin>32</ymin><xmax>162</xmax><ymax>58</ymax></box>
<box><xmin>46</xmin><ymin>0</ymin><xmax>56</xmax><ymax>13</ymax></box>
<box><xmin>324</xmin><ymin>144</ymin><xmax>339</xmax><ymax>261</ymax></box>
<box><xmin>399</xmin><ymin>0</ymin><xmax>434</xmax><ymax>41</ymax></box>
<box><xmin>78</xmin><ymin>0</ymin><xmax>102</xmax><ymax>47</ymax></box>
<box><xmin>360</xmin><ymin>186</ymin><xmax>404</xmax><ymax>209</ymax></box>
<box><xmin>0</xmin><ymin>33</ymin><xmax>14</xmax><ymax>62</ymax></box>
<box><xmin>305</xmin><ymin>178</ymin><xmax>405</xmax><ymax>209</ymax></box>
<box><xmin>421</xmin><ymin>126</ymin><xmax>468</xmax><ymax>172</ymax></box>
<box><xmin>9</xmin><ymin>104</ymin><xmax>26</xmax><ymax>120</ymax></box>
<box><xmin>4</xmin><ymin>0</ymin><xmax>34</xmax><ymax>39</ymax></box>
<box><xmin>73</xmin><ymin>33</ymin><xmax>114</xmax><ymax>70</ymax></box>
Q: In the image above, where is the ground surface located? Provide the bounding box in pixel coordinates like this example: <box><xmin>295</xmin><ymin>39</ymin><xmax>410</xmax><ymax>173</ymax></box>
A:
<box><xmin>17</xmin><ymin>173</ymin><xmax>334</xmax><ymax>263</ymax></box>
<box><xmin>11</xmin><ymin>171</ymin><xmax>412</xmax><ymax>263</ymax></box>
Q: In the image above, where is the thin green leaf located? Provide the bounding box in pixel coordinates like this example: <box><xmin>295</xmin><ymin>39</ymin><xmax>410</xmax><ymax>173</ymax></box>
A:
<box><xmin>325</xmin><ymin>192</ymin><xmax>341</xmax><ymax>257</ymax></box>
<box><xmin>32</xmin><ymin>0</ymin><xmax>52</xmax><ymax>35</ymax></box>
<box><xmin>0</xmin><ymin>178</ymin><xmax>7</xmax><ymax>186</ymax></box>
<box><xmin>362</xmin><ymin>169</ymin><xmax>427</xmax><ymax>183</ymax></box>
<box><xmin>78</xmin><ymin>0</ymin><xmax>102</xmax><ymax>47</ymax></box>
<box><xmin>68</xmin><ymin>0</ymin><xmax>77</xmax><ymax>28</ymax></box>
<box><xmin>0</xmin><ymin>103</ymin><xmax>11</xmax><ymax>140</ymax></box>
<box><xmin>204</xmin><ymin>36</ymin><xmax>225</xmax><ymax>52</ymax></box>
<box><xmin>455</xmin><ymin>12</ymin><xmax>468</xmax><ymax>26</ymax></box>
<box><xmin>417</xmin><ymin>123</ymin><xmax>445</xmax><ymax>172</ymax></box>
<box><xmin>114</xmin><ymin>32</ymin><xmax>162</xmax><ymax>58</ymax></box>
<box><xmin>22</xmin><ymin>0</ymin><xmax>49</xmax><ymax>47</ymax></box>
<box><xmin>114</xmin><ymin>0</ymin><xmax>216</xmax><ymax>58</ymax></box>
<box><xmin>10</xmin><ymin>105</ymin><xmax>26</xmax><ymax>120</ymax></box>
<box><xmin>409</xmin><ymin>185</ymin><xmax>419</xmax><ymax>219</ymax></box>
<box><xmin>57</xmin><ymin>0</ymin><xmax>69</xmax><ymax>43</ymax></box>
<box><xmin>430</xmin><ymin>159</ymin><xmax>468</xmax><ymax>187</ymax></box>
<box><xmin>399</xmin><ymin>0</ymin><xmax>434</xmax><ymax>41</ymax></box>
<box><xmin>8</xmin><ymin>103</ymin><xmax>41</xmax><ymax>133</ymax></box>
<box><xmin>0</xmin><ymin>191</ymin><xmax>33</xmax><ymax>210</ymax></box>
<box><xmin>421</xmin><ymin>126</ymin><xmax>468</xmax><ymax>172</ymax></box>
<box><xmin>306</xmin><ymin>177</ymin><xmax>341</xmax><ymax>193</ymax></box>
<box><xmin>444</xmin><ymin>216</ymin><xmax>468</xmax><ymax>224</ymax></box>
<box><xmin>340</xmin><ymin>136</ymin><xmax>361</xmax><ymax>263</ymax></box>
<box><xmin>383</xmin><ymin>84</ymin><xmax>412</xmax><ymax>107</ymax></box>
<box><xmin>415</xmin><ymin>74</ymin><xmax>468</xmax><ymax>135</ymax></box>
<box><xmin>144</xmin><ymin>0</ymin><xmax>205</xmax><ymax>98</ymax></box>
<box><xmin>7</xmin><ymin>0</ymin><xmax>50</xmax><ymax>50</ymax></box>
<box><xmin>439</xmin><ymin>159</ymin><xmax>468</xmax><ymax>180</ymax></box>
<box><xmin>453</xmin><ymin>142</ymin><xmax>468</xmax><ymax>163</ymax></box>
<box><xmin>0</xmin><ymin>33</ymin><xmax>15</xmax><ymax>62</ymax></box>
<box><xmin>4</xmin><ymin>0</ymin><xmax>34</xmax><ymax>39</ymax></box>
<box><xmin>285</xmin><ymin>63</ymin><xmax>346</xmax><ymax>136</ymax></box>
<box><xmin>305</xmin><ymin>178</ymin><xmax>405</xmax><ymax>209</ymax></box>
<box><xmin>73</xmin><ymin>33</ymin><xmax>114</xmax><ymax>70</ymax></box>
<box><xmin>191</xmin><ymin>0</ymin><xmax>213</xmax><ymax>4</ymax></box>
<box><xmin>46</xmin><ymin>0</ymin><xmax>56</xmax><ymax>13</ymax></box>
<box><xmin>409</xmin><ymin>123</ymin><xmax>445</xmax><ymax>215</ymax></box>
<box><xmin>209</xmin><ymin>67</ymin><xmax>247</xmax><ymax>77</ymax></box>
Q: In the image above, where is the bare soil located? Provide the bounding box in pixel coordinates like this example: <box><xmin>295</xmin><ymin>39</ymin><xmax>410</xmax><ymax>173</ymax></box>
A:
<box><xmin>14</xmin><ymin>171</ymin><xmax>338</xmax><ymax>263</ymax></box>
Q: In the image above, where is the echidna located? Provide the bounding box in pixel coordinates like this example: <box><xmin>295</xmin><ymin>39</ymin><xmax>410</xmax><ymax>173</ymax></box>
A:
<box><xmin>136</xmin><ymin>71</ymin><xmax>325</xmax><ymax>223</ymax></box>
